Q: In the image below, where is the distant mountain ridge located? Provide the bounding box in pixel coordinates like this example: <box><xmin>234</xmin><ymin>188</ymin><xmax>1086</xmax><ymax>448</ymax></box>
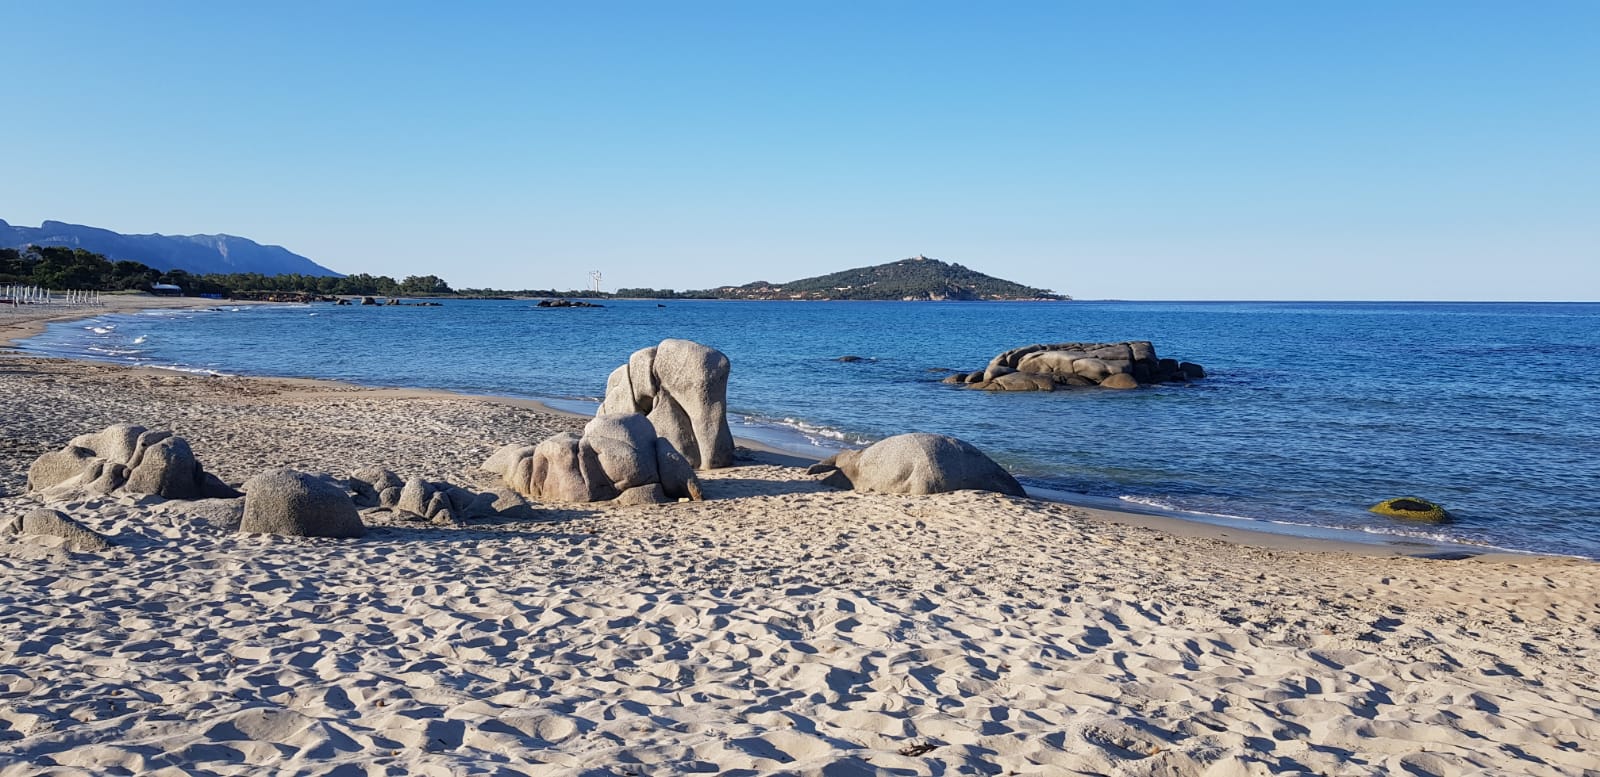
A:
<box><xmin>676</xmin><ymin>256</ymin><xmax>1065</xmax><ymax>301</ymax></box>
<box><xmin>0</xmin><ymin>219</ymin><xmax>341</xmax><ymax>277</ymax></box>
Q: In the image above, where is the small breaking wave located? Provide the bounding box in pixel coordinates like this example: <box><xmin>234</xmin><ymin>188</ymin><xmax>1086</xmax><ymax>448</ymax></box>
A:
<box><xmin>86</xmin><ymin>345</ymin><xmax>145</xmax><ymax>356</ymax></box>
<box><xmin>148</xmin><ymin>364</ymin><xmax>230</xmax><ymax>377</ymax></box>
<box><xmin>1117</xmin><ymin>495</ymin><xmax>1260</xmax><ymax>522</ymax></box>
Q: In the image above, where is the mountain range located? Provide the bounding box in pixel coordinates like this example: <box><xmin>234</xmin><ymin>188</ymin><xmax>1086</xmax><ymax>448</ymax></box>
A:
<box><xmin>0</xmin><ymin>219</ymin><xmax>341</xmax><ymax>277</ymax></box>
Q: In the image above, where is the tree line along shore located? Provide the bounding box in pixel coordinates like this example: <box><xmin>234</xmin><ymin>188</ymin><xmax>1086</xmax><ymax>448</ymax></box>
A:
<box><xmin>3</xmin><ymin>247</ymin><xmax>1066</xmax><ymax>302</ymax></box>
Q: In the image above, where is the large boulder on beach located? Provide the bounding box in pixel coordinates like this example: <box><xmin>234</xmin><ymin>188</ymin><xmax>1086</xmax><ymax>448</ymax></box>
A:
<box><xmin>955</xmin><ymin>341</ymin><xmax>1205</xmax><ymax>392</ymax></box>
<box><xmin>513</xmin><ymin>432</ymin><xmax>596</xmax><ymax>502</ymax></box>
<box><xmin>27</xmin><ymin>446</ymin><xmax>102</xmax><ymax>492</ymax></box>
<box><xmin>490</xmin><ymin>414</ymin><xmax>704</xmax><ymax>505</ymax></box>
<box><xmin>810</xmin><ymin>433</ymin><xmax>1026</xmax><ymax>497</ymax></box>
<box><xmin>480</xmin><ymin>444</ymin><xmax>536</xmax><ymax>480</ymax></box>
<box><xmin>598</xmin><ymin>339</ymin><xmax>733</xmax><ymax>469</ymax></box>
<box><xmin>69</xmin><ymin>424</ymin><xmax>145</xmax><ymax>466</ymax></box>
<box><xmin>581</xmin><ymin>414</ymin><xmax>660</xmax><ymax>491</ymax></box>
<box><xmin>27</xmin><ymin>424</ymin><xmax>234</xmax><ymax>499</ymax></box>
<box><xmin>2</xmin><ymin>508</ymin><xmax>111</xmax><ymax>552</ymax></box>
<box><xmin>654</xmin><ymin>437</ymin><xmax>704</xmax><ymax>501</ymax></box>
<box><xmin>123</xmin><ymin>436</ymin><xmax>204</xmax><ymax>500</ymax></box>
<box><xmin>240</xmin><ymin>468</ymin><xmax>365</xmax><ymax>538</ymax></box>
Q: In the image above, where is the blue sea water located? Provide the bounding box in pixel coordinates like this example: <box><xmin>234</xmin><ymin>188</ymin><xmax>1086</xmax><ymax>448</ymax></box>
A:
<box><xmin>18</xmin><ymin>299</ymin><xmax>1600</xmax><ymax>557</ymax></box>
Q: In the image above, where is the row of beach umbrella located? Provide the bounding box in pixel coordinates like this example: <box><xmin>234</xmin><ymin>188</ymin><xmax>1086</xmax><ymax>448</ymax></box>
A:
<box><xmin>1</xmin><ymin>286</ymin><xmax>104</xmax><ymax>307</ymax></box>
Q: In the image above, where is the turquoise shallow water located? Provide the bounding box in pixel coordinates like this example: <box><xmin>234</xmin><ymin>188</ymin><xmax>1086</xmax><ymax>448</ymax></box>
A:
<box><xmin>20</xmin><ymin>299</ymin><xmax>1600</xmax><ymax>557</ymax></box>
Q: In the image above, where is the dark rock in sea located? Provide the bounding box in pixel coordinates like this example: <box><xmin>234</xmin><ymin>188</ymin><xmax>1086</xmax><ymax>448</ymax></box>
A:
<box><xmin>537</xmin><ymin>299</ymin><xmax>605</xmax><ymax>308</ymax></box>
<box><xmin>1369</xmin><ymin>497</ymin><xmax>1452</xmax><ymax>522</ymax></box>
<box><xmin>948</xmin><ymin>341</ymin><xmax>1206</xmax><ymax>392</ymax></box>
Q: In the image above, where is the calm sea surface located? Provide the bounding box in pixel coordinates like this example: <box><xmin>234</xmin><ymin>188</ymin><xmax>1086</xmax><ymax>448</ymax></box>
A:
<box><xmin>19</xmin><ymin>299</ymin><xmax>1600</xmax><ymax>557</ymax></box>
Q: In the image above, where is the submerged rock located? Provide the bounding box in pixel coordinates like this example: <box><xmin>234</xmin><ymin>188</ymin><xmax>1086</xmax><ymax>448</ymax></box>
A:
<box><xmin>1369</xmin><ymin>497</ymin><xmax>1453</xmax><ymax>522</ymax></box>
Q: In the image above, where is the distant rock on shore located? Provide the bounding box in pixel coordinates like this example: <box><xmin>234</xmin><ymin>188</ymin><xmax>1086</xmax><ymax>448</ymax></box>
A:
<box><xmin>944</xmin><ymin>341</ymin><xmax>1206</xmax><ymax>391</ymax></box>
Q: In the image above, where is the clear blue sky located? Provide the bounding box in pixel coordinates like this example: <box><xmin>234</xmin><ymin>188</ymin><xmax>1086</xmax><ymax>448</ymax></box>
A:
<box><xmin>2</xmin><ymin>1</ymin><xmax>1596</xmax><ymax>299</ymax></box>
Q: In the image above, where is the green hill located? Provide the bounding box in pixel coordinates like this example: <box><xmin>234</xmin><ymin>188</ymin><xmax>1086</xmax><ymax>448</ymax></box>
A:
<box><xmin>620</xmin><ymin>256</ymin><xmax>1066</xmax><ymax>301</ymax></box>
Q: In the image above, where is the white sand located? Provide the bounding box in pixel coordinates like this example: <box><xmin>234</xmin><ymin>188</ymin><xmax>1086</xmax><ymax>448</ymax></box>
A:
<box><xmin>1</xmin><ymin>305</ymin><xmax>1598</xmax><ymax>775</ymax></box>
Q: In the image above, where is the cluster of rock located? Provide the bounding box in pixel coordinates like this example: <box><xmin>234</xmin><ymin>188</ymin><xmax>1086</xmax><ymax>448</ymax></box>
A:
<box><xmin>598</xmin><ymin>339</ymin><xmax>734</xmax><ymax>469</ymax></box>
<box><xmin>536</xmin><ymin>298</ymin><xmax>604</xmax><ymax>308</ymax></box>
<box><xmin>348</xmin><ymin>297</ymin><xmax>441</xmax><ymax>307</ymax></box>
<box><xmin>27</xmin><ymin>424</ymin><xmax>238</xmax><ymax>499</ymax></box>
<box><xmin>483</xmin><ymin>414</ymin><xmax>703</xmax><ymax>505</ymax></box>
<box><xmin>943</xmin><ymin>341</ymin><xmax>1206</xmax><ymax>391</ymax></box>
<box><xmin>19</xmin><ymin>335</ymin><xmax>1043</xmax><ymax>549</ymax></box>
<box><xmin>809</xmin><ymin>433</ymin><xmax>1026</xmax><ymax>497</ymax></box>
<box><xmin>235</xmin><ymin>466</ymin><xmax>540</xmax><ymax>538</ymax></box>
<box><xmin>346</xmin><ymin>465</ymin><xmax>530</xmax><ymax>523</ymax></box>
<box><xmin>479</xmin><ymin>340</ymin><xmax>740</xmax><ymax>505</ymax></box>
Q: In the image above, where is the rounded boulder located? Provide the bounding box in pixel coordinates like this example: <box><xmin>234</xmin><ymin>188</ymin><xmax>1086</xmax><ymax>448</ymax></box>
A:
<box><xmin>822</xmin><ymin>433</ymin><xmax>1026</xmax><ymax>497</ymax></box>
<box><xmin>241</xmin><ymin>468</ymin><xmax>366</xmax><ymax>538</ymax></box>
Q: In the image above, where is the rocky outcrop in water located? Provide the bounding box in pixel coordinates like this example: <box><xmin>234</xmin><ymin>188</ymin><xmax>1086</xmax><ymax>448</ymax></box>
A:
<box><xmin>536</xmin><ymin>298</ymin><xmax>604</xmax><ymax>308</ymax></box>
<box><xmin>943</xmin><ymin>341</ymin><xmax>1206</xmax><ymax>391</ymax></box>
<box><xmin>598</xmin><ymin>339</ymin><xmax>734</xmax><ymax>470</ymax></box>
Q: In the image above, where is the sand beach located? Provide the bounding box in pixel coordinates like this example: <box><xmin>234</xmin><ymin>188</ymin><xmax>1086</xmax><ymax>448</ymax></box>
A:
<box><xmin>1</xmin><ymin>297</ymin><xmax>1597</xmax><ymax>775</ymax></box>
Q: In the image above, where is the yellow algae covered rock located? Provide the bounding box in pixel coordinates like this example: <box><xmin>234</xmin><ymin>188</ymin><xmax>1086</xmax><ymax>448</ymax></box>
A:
<box><xmin>1369</xmin><ymin>497</ymin><xmax>1453</xmax><ymax>522</ymax></box>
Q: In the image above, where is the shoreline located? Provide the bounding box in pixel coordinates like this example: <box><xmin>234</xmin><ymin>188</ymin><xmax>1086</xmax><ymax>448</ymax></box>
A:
<box><xmin>1</xmin><ymin>296</ymin><xmax>1549</xmax><ymax>561</ymax></box>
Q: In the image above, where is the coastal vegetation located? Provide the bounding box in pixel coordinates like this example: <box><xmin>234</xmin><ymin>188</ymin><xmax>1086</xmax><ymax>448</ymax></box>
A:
<box><xmin>0</xmin><ymin>246</ymin><xmax>460</xmax><ymax>298</ymax></box>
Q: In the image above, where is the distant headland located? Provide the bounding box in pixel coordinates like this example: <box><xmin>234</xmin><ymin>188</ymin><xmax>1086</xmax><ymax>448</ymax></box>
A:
<box><xmin>3</xmin><ymin>241</ymin><xmax>1067</xmax><ymax>303</ymax></box>
<box><xmin>617</xmin><ymin>256</ymin><xmax>1068</xmax><ymax>301</ymax></box>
